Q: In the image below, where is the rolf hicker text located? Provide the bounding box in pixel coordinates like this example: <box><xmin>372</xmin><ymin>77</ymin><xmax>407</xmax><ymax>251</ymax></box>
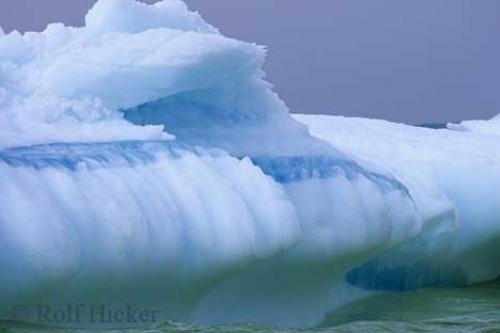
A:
<box><xmin>10</xmin><ymin>303</ymin><xmax>160</xmax><ymax>325</ymax></box>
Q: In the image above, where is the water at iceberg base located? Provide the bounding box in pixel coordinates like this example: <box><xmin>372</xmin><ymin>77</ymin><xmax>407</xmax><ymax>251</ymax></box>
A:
<box><xmin>0</xmin><ymin>0</ymin><xmax>499</xmax><ymax>331</ymax></box>
<box><xmin>4</xmin><ymin>280</ymin><xmax>500</xmax><ymax>332</ymax></box>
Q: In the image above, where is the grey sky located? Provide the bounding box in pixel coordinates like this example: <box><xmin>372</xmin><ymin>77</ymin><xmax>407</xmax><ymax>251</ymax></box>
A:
<box><xmin>1</xmin><ymin>0</ymin><xmax>499</xmax><ymax>124</ymax></box>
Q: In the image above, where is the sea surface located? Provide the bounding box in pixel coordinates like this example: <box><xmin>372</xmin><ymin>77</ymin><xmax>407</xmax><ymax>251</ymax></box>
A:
<box><xmin>2</xmin><ymin>279</ymin><xmax>499</xmax><ymax>333</ymax></box>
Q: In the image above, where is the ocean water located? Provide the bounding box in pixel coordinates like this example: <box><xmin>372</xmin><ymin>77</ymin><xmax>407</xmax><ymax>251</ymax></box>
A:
<box><xmin>2</xmin><ymin>280</ymin><xmax>499</xmax><ymax>333</ymax></box>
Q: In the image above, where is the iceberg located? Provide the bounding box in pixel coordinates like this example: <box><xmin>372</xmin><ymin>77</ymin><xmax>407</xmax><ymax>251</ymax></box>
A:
<box><xmin>0</xmin><ymin>0</ymin><xmax>498</xmax><ymax>328</ymax></box>
<box><xmin>447</xmin><ymin>114</ymin><xmax>500</xmax><ymax>138</ymax></box>
<box><xmin>295</xmin><ymin>114</ymin><xmax>500</xmax><ymax>290</ymax></box>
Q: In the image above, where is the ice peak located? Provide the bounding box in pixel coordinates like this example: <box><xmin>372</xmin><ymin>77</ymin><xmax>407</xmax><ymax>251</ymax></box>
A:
<box><xmin>84</xmin><ymin>0</ymin><xmax>217</xmax><ymax>35</ymax></box>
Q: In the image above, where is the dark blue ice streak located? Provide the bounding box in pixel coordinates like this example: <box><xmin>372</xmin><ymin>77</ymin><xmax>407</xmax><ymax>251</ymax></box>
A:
<box><xmin>0</xmin><ymin>141</ymin><xmax>190</xmax><ymax>171</ymax></box>
<box><xmin>1</xmin><ymin>141</ymin><xmax>412</xmax><ymax>200</ymax></box>
<box><xmin>251</xmin><ymin>155</ymin><xmax>412</xmax><ymax>197</ymax></box>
